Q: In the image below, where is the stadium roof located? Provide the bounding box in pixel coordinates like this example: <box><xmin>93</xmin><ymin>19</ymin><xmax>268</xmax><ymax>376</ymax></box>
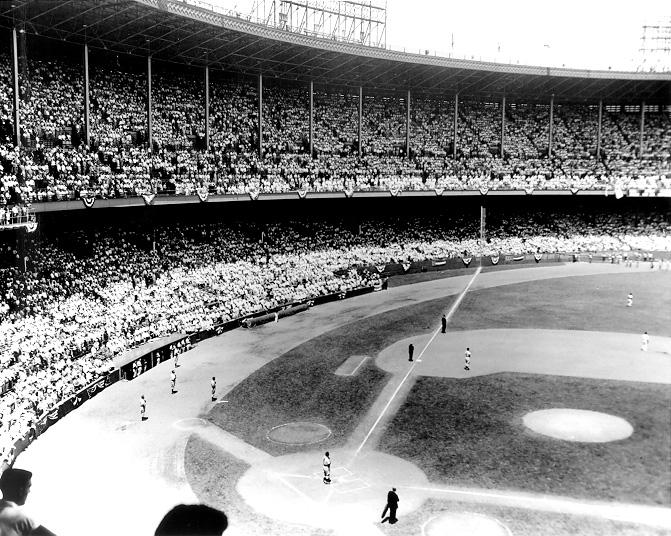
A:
<box><xmin>1</xmin><ymin>0</ymin><xmax>669</xmax><ymax>103</ymax></box>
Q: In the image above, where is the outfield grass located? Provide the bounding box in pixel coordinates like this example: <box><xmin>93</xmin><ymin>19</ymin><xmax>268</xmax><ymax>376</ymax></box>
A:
<box><xmin>450</xmin><ymin>271</ymin><xmax>671</xmax><ymax>336</ymax></box>
<box><xmin>379</xmin><ymin>498</ymin><xmax>671</xmax><ymax>536</ymax></box>
<box><xmin>379</xmin><ymin>373</ymin><xmax>671</xmax><ymax>506</ymax></box>
<box><xmin>205</xmin><ymin>293</ymin><xmax>459</xmax><ymax>455</ymax></box>
<box><xmin>197</xmin><ymin>269</ymin><xmax>671</xmax><ymax>523</ymax></box>
<box><xmin>389</xmin><ymin>261</ymin><xmax>555</xmax><ymax>288</ymax></box>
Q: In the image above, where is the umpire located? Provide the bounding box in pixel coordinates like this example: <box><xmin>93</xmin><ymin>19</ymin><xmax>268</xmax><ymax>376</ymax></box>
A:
<box><xmin>381</xmin><ymin>487</ymin><xmax>399</xmax><ymax>523</ymax></box>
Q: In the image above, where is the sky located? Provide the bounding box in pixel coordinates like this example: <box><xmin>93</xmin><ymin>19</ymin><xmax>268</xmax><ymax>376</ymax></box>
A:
<box><xmin>208</xmin><ymin>0</ymin><xmax>670</xmax><ymax>71</ymax></box>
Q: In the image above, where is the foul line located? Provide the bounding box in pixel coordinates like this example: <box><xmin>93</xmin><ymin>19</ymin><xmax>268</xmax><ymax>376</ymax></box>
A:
<box><xmin>276</xmin><ymin>475</ymin><xmax>314</xmax><ymax>503</ymax></box>
<box><xmin>352</xmin><ymin>266</ymin><xmax>482</xmax><ymax>457</ymax></box>
<box><xmin>407</xmin><ymin>485</ymin><xmax>671</xmax><ymax>529</ymax></box>
<box><xmin>348</xmin><ymin>355</ymin><xmax>369</xmax><ymax>376</ymax></box>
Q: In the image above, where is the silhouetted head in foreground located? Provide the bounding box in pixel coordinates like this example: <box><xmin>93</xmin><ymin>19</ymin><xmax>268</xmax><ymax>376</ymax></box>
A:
<box><xmin>0</xmin><ymin>468</ymin><xmax>33</xmax><ymax>506</ymax></box>
<box><xmin>155</xmin><ymin>504</ymin><xmax>228</xmax><ymax>536</ymax></box>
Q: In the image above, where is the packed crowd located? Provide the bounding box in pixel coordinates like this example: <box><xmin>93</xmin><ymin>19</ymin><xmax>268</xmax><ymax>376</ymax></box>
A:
<box><xmin>1</xmin><ymin>207</ymin><xmax>670</xmax><ymax>463</ymax></box>
<box><xmin>0</xmin><ymin>52</ymin><xmax>669</xmax><ymax>204</ymax></box>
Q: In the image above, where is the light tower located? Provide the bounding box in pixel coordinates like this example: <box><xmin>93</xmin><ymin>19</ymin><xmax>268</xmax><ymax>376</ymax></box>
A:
<box><xmin>638</xmin><ymin>18</ymin><xmax>671</xmax><ymax>72</ymax></box>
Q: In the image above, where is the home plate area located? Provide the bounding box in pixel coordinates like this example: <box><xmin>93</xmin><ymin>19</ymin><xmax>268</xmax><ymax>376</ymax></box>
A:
<box><xmin>236</xmin><ymin>449</ymin><xmax>430</xmax><ymax>530</ymax></box>
<box><xmin>309</xmin><ymin>466</ymin><xmax>371</xmax><ymax>494</ymax></box>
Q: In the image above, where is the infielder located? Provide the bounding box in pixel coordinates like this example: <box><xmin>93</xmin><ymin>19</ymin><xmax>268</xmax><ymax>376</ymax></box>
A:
<box><xmin>464</xmin><ymin>347</ymin><xmax>471</xmax><ymax>371</ymax></box>
<box><xmin>211</xmin><ymin>377</ymin><xmax>217</xmax><ymax>401</ymax></box>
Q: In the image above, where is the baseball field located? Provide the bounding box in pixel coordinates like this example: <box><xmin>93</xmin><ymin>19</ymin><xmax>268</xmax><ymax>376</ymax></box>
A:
<box><xmin>15</xmin><ymin>262</ymin><xmax>671</xmax><ymax>536</ymax></box>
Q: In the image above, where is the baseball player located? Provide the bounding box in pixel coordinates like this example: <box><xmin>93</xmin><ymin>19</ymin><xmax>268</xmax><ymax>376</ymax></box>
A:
<box><xmin>140</xmin><ymin>395</ymin><xmax>147</xmax><ymax>421</ymax></box>
<box><xmin>322</xmin><ymin>451</ymin><xmax>331</xmax><ymax>484</ymax></box>
<box><xmin>211</xmin><ymin>377</ymin><xmax>217</xmax><ymax>401</ymax></box>
<box><xmin>641</xmin><ymin>331</ymin><xmax>649</xmax><ymax>352</ymax></box>
<box><xmin>627</xmin><ymin>292</ymin><xmax>633</xmax><ymax>307</ymax></box>
<box><xmin>171</xmin><ymin>369</ymin><xmax>177</xmax><ymax>394</ymax></box>
<box><xmin>464</xmin><ymin>347</ymin><xmax>471</xmax><ymax>371</ymax></box>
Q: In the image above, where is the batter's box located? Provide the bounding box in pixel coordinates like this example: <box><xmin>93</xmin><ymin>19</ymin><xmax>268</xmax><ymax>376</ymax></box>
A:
<box><xmin>312</xmin><ymin>466</ymin><xmax>353</xmax><ymax>479</ymax></box>
<box><xmin>312</xmin><ymin>467</ymin><xmax>371</xmax><ymax>494</ymax></box>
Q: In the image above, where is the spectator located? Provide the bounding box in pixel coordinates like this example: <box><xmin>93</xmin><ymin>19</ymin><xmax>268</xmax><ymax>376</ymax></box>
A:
<box><xmin>0</xmin><ymin>468</ymin><xmax>57</xmax><ymax>536</ymax></box>
<box><xmin>154</xmin><ymin>504</ymin><xmax>228</xmax><ymax>536</ymax></box>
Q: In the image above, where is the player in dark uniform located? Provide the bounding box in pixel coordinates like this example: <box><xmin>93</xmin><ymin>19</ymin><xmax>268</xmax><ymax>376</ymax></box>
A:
<box><xmin>381</xmin><ymin>487</ymin><xmax>400</xmax><ymax>523</ymax></box>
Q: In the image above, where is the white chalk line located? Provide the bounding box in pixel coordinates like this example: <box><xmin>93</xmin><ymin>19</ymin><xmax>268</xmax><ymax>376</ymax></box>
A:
<box><xmin>407</xmin><ymin>485</ymin><xmax>671</xmax><ymax>529</ymax></box>
<box><xmin>348</xmin><ymin>355</ymin><xmax>369</xmax><ymax>376</ymax></box>
<box><xmin>275</xmin><ymin>475</ymin><xmax>314</xmax><ymax>503</ymax></box>
<box><xmin>417</xmin><ymin>264</ymin><xmax>481</xmax><ymax>362</ymax></box>
<box><xmin>352</xmin><ymin>266</ymin><xmax>482</xmax><ymax>457</ymax></box>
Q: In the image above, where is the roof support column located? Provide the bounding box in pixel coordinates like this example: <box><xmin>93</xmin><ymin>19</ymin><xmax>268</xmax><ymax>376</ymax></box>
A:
<box><xmin>11</xmin><ymin>28</ymin><xmax>21</xmax><ymax>147</ymax></box>
<box><xmin>548</xmin><ymin>94</ymin><xmax>554</xmax><ymax>158</ymax></box>
<box><xmin>453</xmin><ymin>92</ymin><xmax>458</xmax><ymax>158</ymax></box>
<box><xmin>500</xmin><ymin>95</ymin><xmax>506</xmax><ymax>158</ymax></box>
<box><xmin>258</xmin><ymin>73</ymin><xmax>263</xmax><ymax>157</ymax></box>
<box><xmin>83</xmin><ymin>43</ymin><xmax>90</xmax><ymax>147</ymax></box>
<box><xmin>480</xmin><ymin>203</ymin><xmax>486</xmax><ymax>242</ymax></box>
<box><xmin>309</xmin><ymin>80</ymin><xmax>314</xmax><ymax>157</ymax></box>
<box><xmin>204</xmin><ymin>65</ymin><xmax>210</xmax><ymax>151</ymax></box>
<box><xmin>596</xmin><ymin>99</ymin><xmax>602</xmax><ymax>159</ymax></box>
<box><xmin>147</xmin><ymin>55</ymin><xmax>153</xmax><ymax>151</ymax></box>
<box><xmin>639</xmin><ymin>101</ymin><xmax>645</xmax><ymax>157</ymax></box>
<box><xmin>405</xmin><ymin>89</ymin><xmax>410</xmax><ymax>158</ymax></box>
<box><xmin>358</xmin><ymin>86</ymin><xmax>362</xmax><ymax>157</ymax></box>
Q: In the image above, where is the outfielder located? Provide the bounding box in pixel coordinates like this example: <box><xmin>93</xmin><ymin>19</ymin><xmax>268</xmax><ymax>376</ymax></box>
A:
<box><xmin>627</xmin><ymin>292</ymin><xmax>633</xmax><ymax>307</ymax></box>
<box><xmin>140</xmin><ymin>395</ymin><xmax>147</xmax><ymax>420</ymax></box>
<box><xmin>464</xmin><ymin>347</ymin><xmax>471</xmax><ymax>371</ymax></box>
<box><xmin>323</xmin><ymin>451</ymin><xmax>331</xmax><ymax>484</ymax></box>
<box><xmin>211</xmin><ymin>377</ymin><xmax>217</xmax><ymax>401</ymax></box>
<box><xmin>641</xmin><ymin>331</ymin><xmax>649</xmax><ymax>352</ymax></box>
<box><xmin>171</xmin><ymin>369</ymin><xmax>177</xmax><ymax>394</ymax></box>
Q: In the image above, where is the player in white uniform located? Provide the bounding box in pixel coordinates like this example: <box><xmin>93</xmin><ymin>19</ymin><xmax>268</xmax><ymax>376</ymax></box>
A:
<box><xmin>641</xmin><ymin>332</ymin><xmax>649</xmax><ymax>352</ymax></box>
<box><xmin>627</xmin><ymin>293</ymin><xmax>633</xmax><ymax>307</ymax></box>
<box><xmin>464</xmin><ymin>348</ymin><xmax>471</xmax><ymax>371</ymax></box>
<box><xmin>171</xmin><ymin>370</ymin><xmax>177</xmax><ymax>394</ymax></box>
<box><xmin>211</xmin><ymin>377</ymin><xmax>217</xmax><ymax>401</ymax></box>
<box><xmin>140</xmin><ymin>395</ymin><xmax>147</xmax><ymax>420</ymax></box>
<box><xmin>322</xmin><ymin>452</ymin><xmax>331</xmax><ymax>484</ymax></box>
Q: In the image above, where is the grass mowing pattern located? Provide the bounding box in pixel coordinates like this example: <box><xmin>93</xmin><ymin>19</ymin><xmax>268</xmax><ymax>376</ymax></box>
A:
<box><xmin>205</xmin><ymin>294</ymin><xmax>458</xmax><ymax>455</ymax></box>
<box><xmin>450</xmin><ymin>271</ymin><xmax>671</xmax><ymax>336</ymax></box>
<box><xmin>380</xmin><ymin>373</ymin><xmax>671</xmax><ymax>506</ymax></box>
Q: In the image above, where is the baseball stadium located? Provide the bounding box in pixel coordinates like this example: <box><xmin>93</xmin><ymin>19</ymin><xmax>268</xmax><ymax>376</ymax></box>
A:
<box><xmin>0</xmin><ymin>1</ymin><xmax>670</xmax><ymax>536</ymax></box>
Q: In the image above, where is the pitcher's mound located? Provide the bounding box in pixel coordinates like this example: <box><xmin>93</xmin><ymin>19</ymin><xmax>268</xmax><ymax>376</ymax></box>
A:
<box><xmin>267</xmin><ymin>422</ymin><xmax>332</xmax><ymax>445</ymax></box>
<box><xmin>423</xmin><ymin>512</ymin><xmax>511</xmax><ymax>536</ymax></box>
<box><xmin>523</xmin><ymin>408</ymin><xmax>633</xmax><ymax>442</ymax></box>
